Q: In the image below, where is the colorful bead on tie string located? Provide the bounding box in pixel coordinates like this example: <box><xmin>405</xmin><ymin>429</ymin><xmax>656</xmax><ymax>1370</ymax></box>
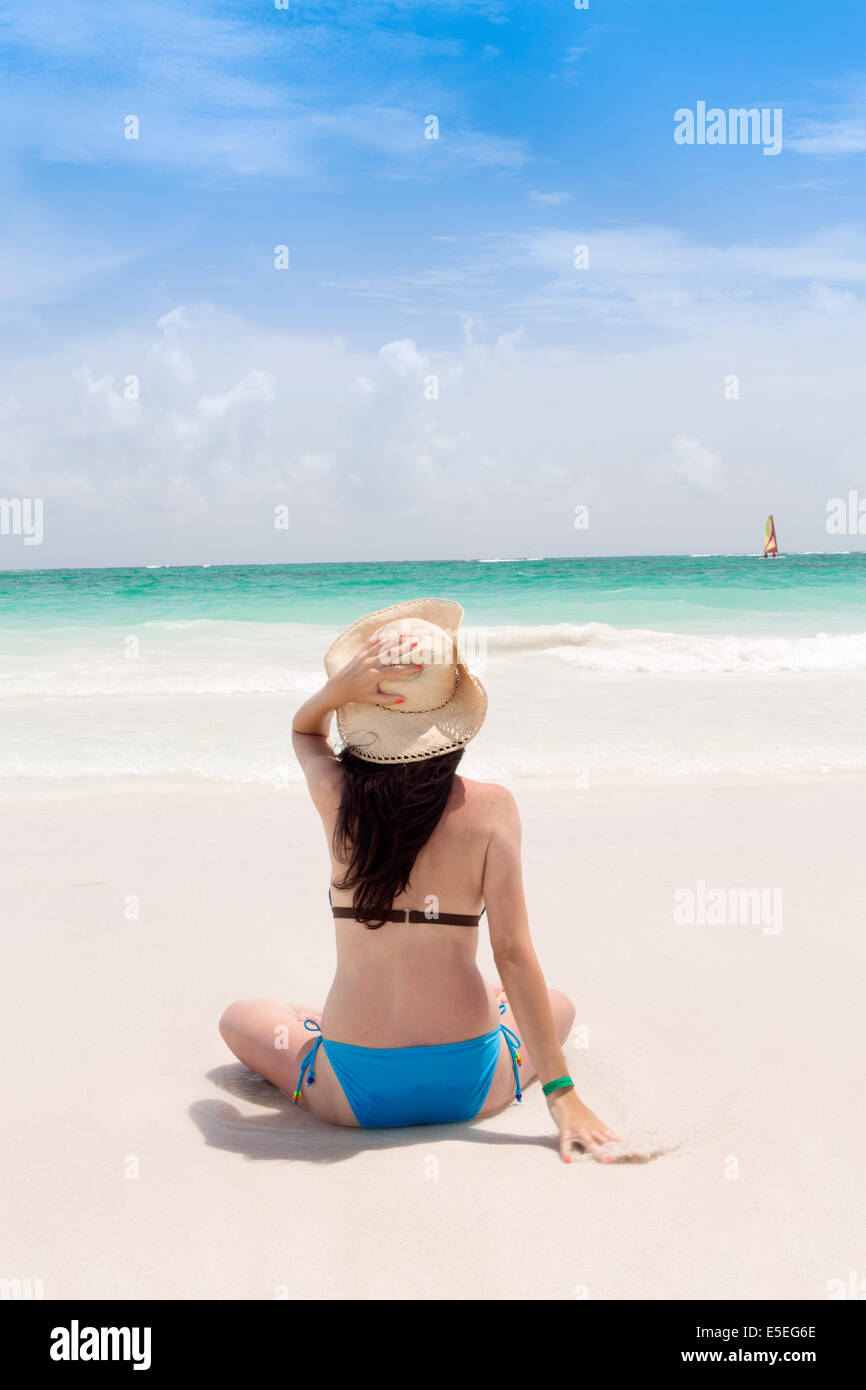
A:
<box><xmin>291</xmin><ymin>1019</ymin><xmax>322</xmax><ymax>1104</ymax></box>
<box><xmin>497</xmin><ymin>1003</ymin><xmax>523</xmax><ymax>1097</ymax></box>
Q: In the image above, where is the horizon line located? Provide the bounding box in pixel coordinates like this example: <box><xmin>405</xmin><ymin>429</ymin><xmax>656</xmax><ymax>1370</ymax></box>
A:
<box><xmin>2</xmin><ymin>549</ymin><xmax>865</xmax><ymax>575</ymax></box>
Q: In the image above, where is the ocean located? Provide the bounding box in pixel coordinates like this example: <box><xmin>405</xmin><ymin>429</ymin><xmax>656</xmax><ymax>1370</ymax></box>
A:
<box><xmin>2</xmin><ymin>555</ymin><xmax>866</xmax><ymax>787</ymax></box>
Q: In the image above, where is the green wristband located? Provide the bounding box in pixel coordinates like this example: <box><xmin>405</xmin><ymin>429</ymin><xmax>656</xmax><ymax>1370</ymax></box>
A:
<box><xmin>542</xmin><ymin>1075</ymin><xmax>574</xmax><ymax>1097</ymax></box>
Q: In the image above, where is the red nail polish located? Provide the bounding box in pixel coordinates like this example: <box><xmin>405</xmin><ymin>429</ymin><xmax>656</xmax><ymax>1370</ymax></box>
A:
<box><xmin>396</xmin><ymin>697</ymin><xmax>405</xmax><ymax>704</ymax></box>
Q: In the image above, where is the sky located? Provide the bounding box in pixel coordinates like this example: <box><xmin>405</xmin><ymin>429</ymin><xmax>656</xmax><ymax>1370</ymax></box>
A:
<box><xmin>1</xmin><ymin>0</ymin><xmax>866</xmax><ymax>566</ymax></box>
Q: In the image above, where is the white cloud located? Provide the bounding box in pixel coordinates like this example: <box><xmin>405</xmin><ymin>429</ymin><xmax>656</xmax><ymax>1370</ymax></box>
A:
<box><xmin>1</xmin><ymin>293</ymin><xmax>865</xmax><ymax>566</ymax></box>
<box><xmin>0</xmin><ymin>3</ymin><xmax>525</xmax><ymax>182</ymax></box>
<box><xmin>307</xmin><ymin>107</ymin><xmax>527</xmax><ymax>175</ymax></box>
<box><xmin>69</xmin><ymin>367</ymin><xmax>142</xmax><ymax>433</ymax></box>
<box><xmin>197</xmin><ymin>370</ymin><xmax>276</xmax><ymax>418</ymax></box>
<box><xmin>665</xmin><ymin>435</ymin><xmax>723</xmax><ymax>493</ymax></box>
<box><xmin>791</xmin><ymin>120</ymin><xmax>866</xmax><ymax>155</ymax></box>
<box><xmin>0</xmin><ymin>211</ymin><xmax>144</xmax><ymax>308</ymax></box>
<box><xmin>788</xmin><ymin>81</ymin><xmax>866</xmax><ymax>157</ymax></box>
<box><xmin>528</xmin><ymin>190</ymin><xmax>572</xmax><ymax>206</ymax></box>
<box><xmin>525</xmin><ymin>224</ymin><xmax>866</xmax><ymax>284</ymax></box>
<box><xmin>327</xmin><ymin>222</ymin><xmax>866</xmax><ymax>349</ymax></box>
<box><xmin>378</xmin><ymin>339</ymin><xmax>428</xmax><ymax>376</ymax></box>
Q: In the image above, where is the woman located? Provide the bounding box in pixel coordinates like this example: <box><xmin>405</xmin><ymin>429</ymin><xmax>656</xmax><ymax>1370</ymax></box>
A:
<box><xmin>220</xmin><ymin>598</ymin><xmax>620</xmax><ymax>1163</ymax></box>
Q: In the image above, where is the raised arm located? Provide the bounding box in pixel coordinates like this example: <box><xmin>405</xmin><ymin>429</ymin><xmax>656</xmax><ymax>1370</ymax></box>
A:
<box><xmin>291</xmin><ymin>683</ymin><xmax>343</xmax><ymax>807</ymax></box>
<box><xmin>291</xmin><ymin>630</ymin><xmax>413</xmax><ymax>805</ymax></box>
<box><xmin>482</xmin><ymin>785</ymin><xmax>620</xmax><ymax>1163</ymax></box>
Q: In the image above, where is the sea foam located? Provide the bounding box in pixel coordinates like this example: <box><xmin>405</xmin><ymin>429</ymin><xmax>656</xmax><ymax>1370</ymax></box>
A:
<box><xmin>484</xmin><ymin>623</ymin><xmax>866</xmax><ymax>673</ymax></box>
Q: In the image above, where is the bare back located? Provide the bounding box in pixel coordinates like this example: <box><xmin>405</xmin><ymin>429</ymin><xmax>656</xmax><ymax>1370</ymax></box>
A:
<box><xmin>316</xmin><ymin>772</ymin><xmax>502</xmax><ymax>1048</ymax></box>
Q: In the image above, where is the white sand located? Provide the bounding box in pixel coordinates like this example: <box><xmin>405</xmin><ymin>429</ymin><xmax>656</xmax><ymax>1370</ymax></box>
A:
<box><xmin>2</xmin><ymin>776</ymin><xmax>864</xmax><ymax>1300</ymax></box>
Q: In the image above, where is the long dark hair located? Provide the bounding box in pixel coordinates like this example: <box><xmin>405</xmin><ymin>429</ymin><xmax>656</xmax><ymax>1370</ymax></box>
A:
<box><xmin>332</xmin><ymin>747</ymin><xmax>465</xmax><ymax>928</ymax></box>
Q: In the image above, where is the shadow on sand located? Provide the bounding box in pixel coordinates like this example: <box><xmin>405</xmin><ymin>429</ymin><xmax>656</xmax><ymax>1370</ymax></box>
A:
<box><xmin>190</xmin><ymin>1063</ymin><xmax>559</xmax><ymax>1164</ymax></box>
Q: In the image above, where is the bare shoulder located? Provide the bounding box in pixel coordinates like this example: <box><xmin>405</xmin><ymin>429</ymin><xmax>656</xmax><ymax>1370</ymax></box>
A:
<box><xmin>454</xmin><ymin>777</ymin><xmax>520</xmax><ymax>827</ymax></box>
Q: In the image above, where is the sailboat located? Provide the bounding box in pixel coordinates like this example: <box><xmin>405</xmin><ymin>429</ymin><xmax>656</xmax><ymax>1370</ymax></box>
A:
<box><xmin>763</xmin><ymin>514</ymin><xmax>779</xmax><ymax>558</ymax></box>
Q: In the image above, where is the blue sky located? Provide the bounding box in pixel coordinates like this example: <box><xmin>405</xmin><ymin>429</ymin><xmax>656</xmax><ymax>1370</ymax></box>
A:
<box><xmin>1</xmin><ymin>0</ymin><xmax>866</xmax><ymax>563</ymax></box>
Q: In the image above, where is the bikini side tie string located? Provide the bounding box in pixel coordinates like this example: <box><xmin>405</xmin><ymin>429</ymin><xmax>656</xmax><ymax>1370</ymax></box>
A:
<box><xmin>291</xmin><ymin>1017</ymin><xmax>323</xmax><ymax>1104</ymax></box>
<box><xmin>498</xmin><ymin>1019</ymin><xmax>523</xmax><ymax>1102</ymax></box>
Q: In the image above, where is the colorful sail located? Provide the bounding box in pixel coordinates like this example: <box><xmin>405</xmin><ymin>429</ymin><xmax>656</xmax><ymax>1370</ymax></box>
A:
<box><xmin>764</xmin><ymin>514</ymin><xmax>778</xmax><ymax>556</ymax></box>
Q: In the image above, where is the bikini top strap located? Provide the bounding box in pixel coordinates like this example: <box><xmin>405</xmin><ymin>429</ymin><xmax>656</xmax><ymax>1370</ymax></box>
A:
<box><xmin>330</xmin><ymin>906</ymin><xmax>481</xmax><ymax>926</ymax></box>
<box><xmin>328</xmin><ymin>887</ymin><xmax>484</xmax><ymax>927</ymax></box>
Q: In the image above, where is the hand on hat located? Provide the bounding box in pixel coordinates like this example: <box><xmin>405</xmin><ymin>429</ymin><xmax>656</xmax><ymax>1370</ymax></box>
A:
<box><xmin>326</xmin><ymin>631</ymin><xmax>422</xmax><ymax>708</ymax></box>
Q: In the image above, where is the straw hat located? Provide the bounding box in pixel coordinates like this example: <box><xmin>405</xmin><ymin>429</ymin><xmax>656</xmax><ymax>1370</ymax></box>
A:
<box><xmin>324</xmin><ymin>598</ymin><xmax>487</xmax><ymax>764</ymax></box>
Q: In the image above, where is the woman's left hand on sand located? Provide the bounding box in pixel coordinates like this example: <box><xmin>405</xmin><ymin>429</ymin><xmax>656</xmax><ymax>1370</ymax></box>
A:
<box><xmin>548</xmin><ymin>1091</ymin><xmax>623</xmax><ymax>1164</ymax></box>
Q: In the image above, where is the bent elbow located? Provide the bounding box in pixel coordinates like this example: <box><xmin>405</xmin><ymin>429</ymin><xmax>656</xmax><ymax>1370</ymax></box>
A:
<box><xmin>493</xmin><ymin>942</ymin><xmax>536</xmax><ymax>974</ymax></box>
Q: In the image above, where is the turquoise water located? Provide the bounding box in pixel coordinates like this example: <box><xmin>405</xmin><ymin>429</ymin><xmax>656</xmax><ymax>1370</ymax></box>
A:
<box><xmin>1</xmin><ymin>554</ymin><xmax>865</xmax><ymax>633</ymax></box>
<box><xmin>3</xmin><ymin>555</ymin><xmax>866</xmax><ymax>784</ymax></box>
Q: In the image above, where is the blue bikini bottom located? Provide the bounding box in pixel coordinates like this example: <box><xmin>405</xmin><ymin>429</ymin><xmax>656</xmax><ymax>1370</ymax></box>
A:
<box><xmin>291</xmin><ymin>1009</ymin><xmax>523</xmax><ymax>1129</ymax></box>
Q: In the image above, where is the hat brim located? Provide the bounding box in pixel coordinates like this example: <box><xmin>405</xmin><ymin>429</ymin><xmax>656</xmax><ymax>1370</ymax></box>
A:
<box><xmin>324</xmin><ymin>598</ymin><xmax>487</xmax><ymax>764</ymax></box>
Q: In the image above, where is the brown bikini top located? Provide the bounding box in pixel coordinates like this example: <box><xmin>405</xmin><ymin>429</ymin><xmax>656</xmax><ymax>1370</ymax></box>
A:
<box><xmin>329</xmin><ymin>888</ymin><xmax>483</xmax><ymax>927</ymax></box>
